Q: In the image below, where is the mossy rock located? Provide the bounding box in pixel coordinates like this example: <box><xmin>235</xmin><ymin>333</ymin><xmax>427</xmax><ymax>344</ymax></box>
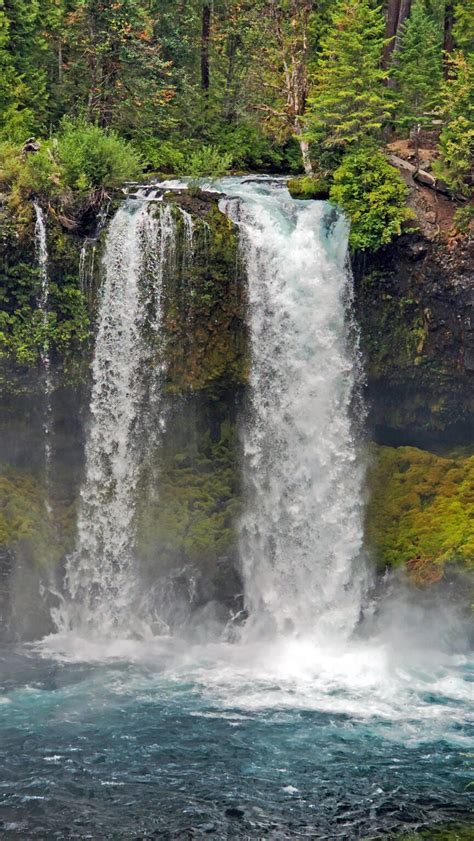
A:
<box><xmin>365</xmin><ymin>444</ymin><xmax>474</xmax><ymax>581</ymax></box>
<box><xmin>157</xmin><ymin>192</ymin><xmax>248</xmax><ymax>395</ymax></box>
<box><xmin>287</xmin><ymin>174</ymin><xmax>331</xmax><ymax>200</ymax></box>
<box><xmin>389</xmin><ymin>823</ymin><xmax>474</xmax><ymax>840</ymax></box>
<box><xmin>0</xmin><ymin>465</ymin><xmax>75</xmax><ymax>568</ymax></box>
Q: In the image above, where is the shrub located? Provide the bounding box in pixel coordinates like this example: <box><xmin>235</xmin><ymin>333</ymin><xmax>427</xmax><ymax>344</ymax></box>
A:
<box><xmin>137</xmin><ymin>138</ymin><xmax>187</xmax><ymax>174</ymax></box>
<box><xmin>0</xmin><ymin>118</ymin><xmax>143</xmax><ymax>206</ymax></box>
<box><xmin>183</xmin><ymin>144</ymin><xmax>232</xmax><ymax>178</ymax></box>
<box><xmin>329</xmin><ymin>147</ymin><xmax>414</xmax><ymax>251</ymax></box>
<box><xmin>54</xmin><ymin>117</ymin><xmax>142</xmax><ymax>193</ymax></box>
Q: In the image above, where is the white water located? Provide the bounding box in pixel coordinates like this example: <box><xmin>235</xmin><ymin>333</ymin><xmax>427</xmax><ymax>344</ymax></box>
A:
<box><xmin>33</xmin><ymin>203</ymin><xmax>53</xmax><ymax>502</ymax></box>
<box><xmin>78</xmin><ymin>239</ymin><xmax>96</xmax><ymax>296</ymax></box>
<box><xmin>39</xmin><ymin>181</ymin><xmax>472</xmax><ymax>757</ymax></box>
<box><xmin>56</xmin><ymin>200</ymin><xmax>177</xmax><ymax>635</ymax></box>
<box><xmin>220</xmin><ymin>179</ymin><xmax>367</xmax><ymax>639</ymax></box>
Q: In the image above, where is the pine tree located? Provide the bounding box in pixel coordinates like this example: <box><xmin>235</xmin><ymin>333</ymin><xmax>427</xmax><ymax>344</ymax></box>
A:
<box><xmin>62</xmin><ymin>0</ymin><xmax>175</xmax><ymax>136</ymax></box>
<box><xmin>1</xmin><ymin>0</ymin><xmax>57</xmax><ymax>133</ymax></box>
<box><xmin>433</xmin><ymin>52</ymin><xmax>474</xmax><ymax>195</ymax></box>
<box><xmin>393</xmin><ymin>0</ymin><xmax>442</xmax><ymax>133</ymax></box>
<box><xmin>304</xmin><ymin>0</ymin><xmax>393</xmax><ymax>161</ymax></box>
<box><xmin>0</xmin><ymin>5</ymin><xmax>16</xmax><ymax>117</ymax></box>
<box><xmin>453</xmin><ymin>0</ymin><xmax>474</xmax><ymax>56</ymax></box>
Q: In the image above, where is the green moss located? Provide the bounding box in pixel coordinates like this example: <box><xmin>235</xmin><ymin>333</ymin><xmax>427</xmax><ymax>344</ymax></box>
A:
<box><xmin>135</xmin><ymin>409</ymin><xmax>240</xmax><ymax>578</ymax></box>
<box><xmin>0</xmin><ymin>466</ymin><xmax>75</xmax><ymax>568</ymax></box>
<box><xmin>0</xmin><ymin>201</ymin><xmax>91</xmax><ymax>384</ymax></box>
<box><xmin>365</xmin><ymin>444</ymin><xmax>474</xmax><ymax>581</ymax></box>
<box><xmin>287</xmin><ymin>174</ymin><xmax>331</xmax><ymax>200</ymax></box>
<box><xmin>159</xmin><ymin>195</ymin><xmax>248</xmax><ymax>395</ymax></box>
<box><xmin>389</xmin><ymin>824</ymin><xmax>474</xmax><ymax>840</ymax></box>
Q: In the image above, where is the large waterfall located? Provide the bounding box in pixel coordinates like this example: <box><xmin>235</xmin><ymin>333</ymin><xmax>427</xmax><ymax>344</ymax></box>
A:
<box><xmin>6</xmin><ymin>182</ymin><xmax>471</xmax><ymax>841</ymax></box>
<box><xmin>57</xmin><ymin>199</ymin><xmax>177</xmax><ymax>634</ymax></box>
<box><xmin>220</xmin><ymin>179</ymin><xmax>367</xmax><ymax>638</ymax></box>
<box><xmin>55</xmin><ymin>179</ymin><xmax>367</xmax><ymax>639</ymax></box>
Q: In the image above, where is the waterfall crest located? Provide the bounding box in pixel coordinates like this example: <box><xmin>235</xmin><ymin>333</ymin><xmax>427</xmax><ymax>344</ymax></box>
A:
<box><xmin>220</xmin><ymin>179</ymin><xmax>367</xmax><ymax>639</ymax></box>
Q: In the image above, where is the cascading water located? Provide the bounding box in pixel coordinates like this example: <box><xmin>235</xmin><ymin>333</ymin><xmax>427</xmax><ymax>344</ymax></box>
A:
<box><xmin>33</xmin><ymin>202</ymin><xmax>53</xmax><ymax>503</ymax></box>
<box><xmin>56</xmin><ymin>199</ymin><xmax>177</xmax><ymax>635</ymax></box>
<box><xmin>78</xmin><ymin>238</ymin><xmax>96</xmax><ymax>296</ymax></box>
<box><xmin>2</xmin><ymin>180</ymin><xmax>471</xmax><ymax>840</ymax></box>
<box><xmin>220</xmin><ymin>179</ymin><xmax>367</xmax><ymax>638</ymax></box>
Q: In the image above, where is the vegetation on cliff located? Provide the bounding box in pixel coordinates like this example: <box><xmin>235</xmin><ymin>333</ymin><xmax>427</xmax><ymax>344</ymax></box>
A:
<box><xmin>366</xmin><ymin>444</ymin><xmax>474</xmax><ymax>581</ymax></box>
<box><xmin>0</xmin><ymin>0</ymin><xmax>472</xmax><ymax>247</ymax></box>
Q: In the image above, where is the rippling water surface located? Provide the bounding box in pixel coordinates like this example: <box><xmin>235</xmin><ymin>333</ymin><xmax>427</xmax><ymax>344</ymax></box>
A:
<box><xmin>1</xmin><ymin>629</ymin><xmax>472</xmax><ymax>840</ymax></box>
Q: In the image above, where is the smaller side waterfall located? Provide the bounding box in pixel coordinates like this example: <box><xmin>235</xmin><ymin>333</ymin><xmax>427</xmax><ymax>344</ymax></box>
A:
<box><xmin>33</xmin><ymin>203</ymin><xmax>53</xmax><ymax>501</ymax></box>
<box><xmin>78</xmin><ymin>240</ymin><xmax>96</xmax><ymax>296</ymax></box>
<box><xmin>57</xmin><ymin>200</ymin><xmax>179</xmax><ymax>635</ymax></box>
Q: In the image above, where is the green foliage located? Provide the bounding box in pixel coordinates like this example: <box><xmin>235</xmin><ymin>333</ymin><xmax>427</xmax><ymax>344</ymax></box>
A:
<box><xmin>453</xmin><ymin>0</ymin><xmax>474</xmax><ymax>54</ymax></box>
<box><xmin>433</xmin><ymin>54</ymin><xmax>474</xmax><ymax>195</ymax></box>
<box><xmin>366</xmin><ymin>445</ymin><xmax>474</xmax><ymax>579</ymax></box>
<box><xmin>305</xmin><ymin>0</ymin><xmax>393</xmax><ymax>154</ymax></box>
<box><xmin>329</xmin><ymin>147</ymin><xmax>414</xmax><ymax>251</ymax></box>
<box><xmin>393</xmin><ymin>0</ymin><xmax>442</xmax><ymax>129</ymax></box>
<box><xmin>137</xmin><ymin>139</ymin><xmax>187</xmax><ymax>174</ymax></box>
<box><xmin>0</xmin><ymin>276</ymin><xmax>89</xmax><ymax>369</ymax></box>
<box><xmin>184</xmin><ymin>144</ymin><xmax>232</xmax><ymax>179</ymax></box>
<box><xmin>454</xmin><ymin>203</ymin><xmax>474</xmax><ymax>234</ymax></box>
<box><xmin>53</xmin><ymin>118</ymin><xmax>142</xmax><ymax>193</ymax></box>
<box><xmin>0</xmin><ymin>118</ymin><xmax>143</xmax><ymax>205</ymax></box>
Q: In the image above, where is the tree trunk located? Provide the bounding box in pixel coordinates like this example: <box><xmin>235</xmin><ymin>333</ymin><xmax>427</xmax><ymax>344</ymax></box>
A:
<box><xmin>58</xmin><ymin>41</ymin><xmax>63</xmax><ymax>84</ymax></box>
<box><xmin>382</xmin><ymin>0</ymin><xmax>401</xmax><ymax>68</ymax></box>
<box><xmin>384</xmin><ymin>0</ymin><xmax>412</xmax><ymax>70</ymax></box>
<box><xmin>393</xmin><ymin>0</ymin><xmax>412</xmax><ymax>55</ymax></box>
<box><xmin>201</xmin><ymin>2</ymin><xmax>211</xmax><ymax>91</ymax></box>
<box><xmin>296</xmin><ymin>130</ymin><xmax>313</xmax><ymax>175</ymax></box>
<box><xmin>443</xmin><ymin>0</ymin><xmax>455</xmax><ymax>77</ymax></box>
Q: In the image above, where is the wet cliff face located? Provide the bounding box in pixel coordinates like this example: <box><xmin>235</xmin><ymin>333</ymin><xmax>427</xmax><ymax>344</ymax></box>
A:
<box><xmin>0</xmin><ymin>190</ymin><xmax>247</xmax><ymax>639</ymax></box>
<box><xmin>353</xmin><ymin>209</ymin><xmax>474</xmax><ymax>590</ymax></box>
<box><xmin>353</xmin><ymin>233</ymin><xmax>474</xmax><ymax>448</ymax></box>
<box><xmin>1</xmin><ymin>181</ymin><xmax>472</xmax><ymax>639</ymax></box>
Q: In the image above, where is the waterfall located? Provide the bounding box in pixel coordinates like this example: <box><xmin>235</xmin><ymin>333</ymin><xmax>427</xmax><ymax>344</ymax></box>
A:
<box><xmin>57</xmin><ymin>200</ymin><xmax>177</xmax><ymax>635</ymax></box>
<box><xmin>78</xmin><ymin>239</ymin><xmax>96</xmax><ymax>296</ymax></box>
<box><xmin>33</xmin><ymin>203</ymin><xmax>53</xmax><ymax>503</ymax></box>
<box><xmin>220</xmin><ymin>180</ymin><xmax>367</xmax><ymax>639</ymax></box>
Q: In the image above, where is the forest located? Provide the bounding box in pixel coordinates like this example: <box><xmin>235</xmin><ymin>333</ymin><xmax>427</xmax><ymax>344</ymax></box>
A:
<box><xmin>0</xmin><ymin>0</ymin><xmax>472</xmax><ymax>252</ymax></box>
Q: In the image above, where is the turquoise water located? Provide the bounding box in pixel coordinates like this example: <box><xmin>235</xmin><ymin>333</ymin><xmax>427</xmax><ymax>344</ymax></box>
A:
<box><xmin>1</xmin><ymin>631</ymin><xmax>472</xmax><ymax>839</ymax></box>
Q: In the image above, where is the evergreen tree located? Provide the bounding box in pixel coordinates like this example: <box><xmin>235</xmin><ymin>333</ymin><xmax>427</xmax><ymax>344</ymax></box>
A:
<box><xmin>433</xmin><ymin>52</ymin><xmax>474</xmax><ymax>194</ymax></box>
<box><xmin>0</xmin><ymin>4</ymin><xmax>16</xmax><ymax>118</ymax></box>
<box><xmin>304</xmin><ymin>0</ymin><xmax>393</xmax><ymax>162</ymax></box>
<box><xmin>393</xmin><ymin>0</ymin><xmax>442</xmax><ymax>134</ymax></box>
<box><xmin>62</xmin><ymin>0</ymin><xmax>175</xmax><ymax>136</ymax></box>
<box><xmin>1</xmin><ymin>0</ymin><xmax>58</xmax><ymax>132</ymax></box>
<box><xmin>453</xmin><ymin>0</ymin><xmax>474</xmax><ymax>55</ymax></box>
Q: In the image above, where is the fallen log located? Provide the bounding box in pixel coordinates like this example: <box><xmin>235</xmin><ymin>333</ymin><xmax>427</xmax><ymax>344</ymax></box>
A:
<box><xmin>388</xmin><ymin>154</ymin><xmax>453</xmax><ymax>197</ymax></box>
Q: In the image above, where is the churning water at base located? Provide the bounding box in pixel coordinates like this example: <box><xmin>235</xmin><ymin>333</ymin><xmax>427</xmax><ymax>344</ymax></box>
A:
<box><xmin>1</xmin><ymin>180</ymin><xmax>472</xmax><ymax>839</ymax></box>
